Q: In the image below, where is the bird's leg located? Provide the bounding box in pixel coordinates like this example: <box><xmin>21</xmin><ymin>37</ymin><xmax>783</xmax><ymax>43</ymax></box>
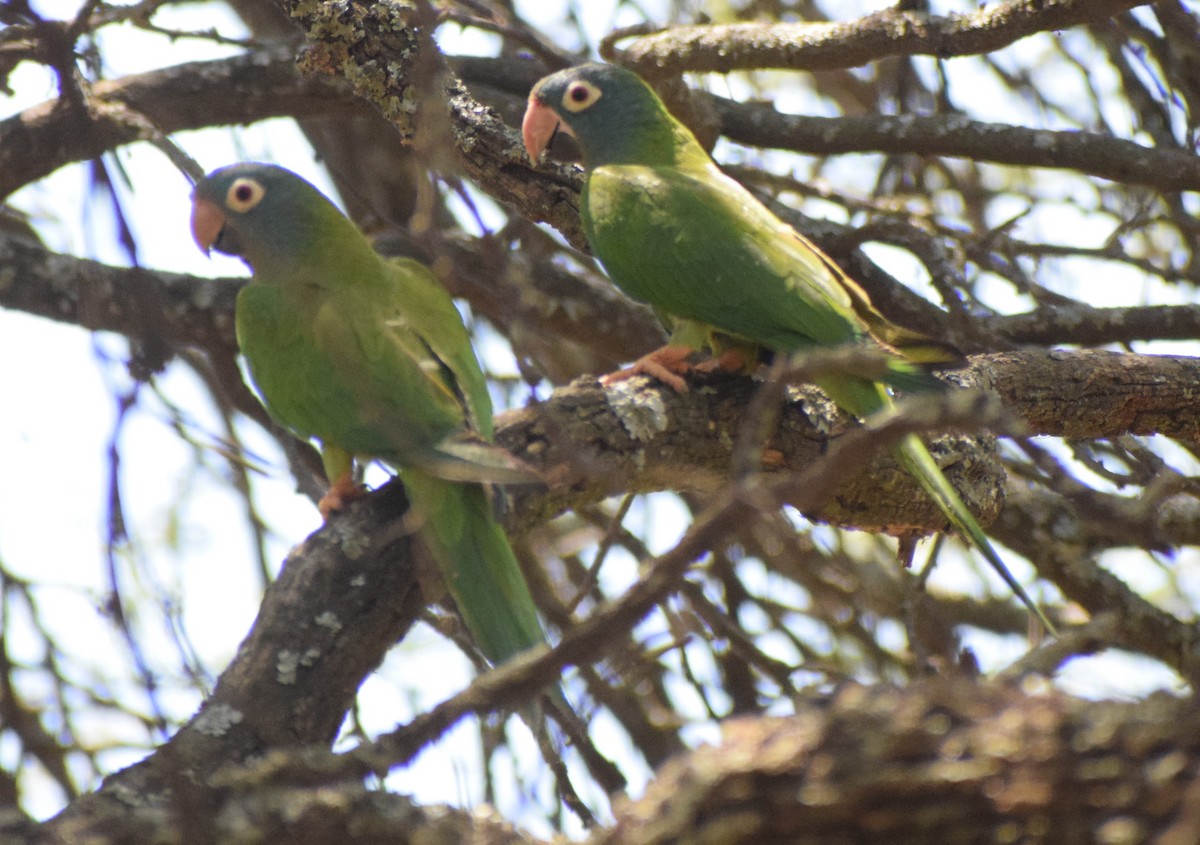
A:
<box><xmin>318</xmin><ymin>444</ymin><xmax>368</xmax><ymax>519</ymax></box>
<box><xmin>318</xmin><ymin>472</ymin><xmax>369</xmax><ymax>520</ymax></box>
<box><xmin>599</xmin><ymin>344</ymin><xmax>695</xmax><ymax>393</ymax></box>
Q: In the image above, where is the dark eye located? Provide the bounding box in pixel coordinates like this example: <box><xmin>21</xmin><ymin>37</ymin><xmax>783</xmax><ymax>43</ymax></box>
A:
<box><xmin>225</xmin><ymin>178</ymin><xmax>266</xmax><ymax>212</ymax></box>
<box><xmin>562</xmin><ymin>80</ymin><xmax>602</xmax><ymax>113</ymax></box>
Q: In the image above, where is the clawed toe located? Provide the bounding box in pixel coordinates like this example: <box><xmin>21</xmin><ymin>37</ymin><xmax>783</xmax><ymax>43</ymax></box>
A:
<box><xmin>600</xmin><ymin>345</ymin><xmax>696</xmax><ymax>393</ymax></box>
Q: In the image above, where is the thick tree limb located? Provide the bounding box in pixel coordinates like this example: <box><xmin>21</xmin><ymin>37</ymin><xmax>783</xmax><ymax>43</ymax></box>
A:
<box><xmin>980</xmin><ymin>349</ymin><xmax>1200</xmax><ymax>440</ymax></box>
<box><xmin>600</xmin><ymin>679</ymin><xmax>1200</xmax><ymax>844</ymax></box>
<box><xmin>493</xmin><ymin>370</ymin><xmax>1006</xmax><ymax>535</ymax></box>
<box><xmin>37</xmin><ymin>484</ymin><xmax>427</xmax><ymax>844</ymax></box>
<box><xmin>0</xmin><ymin>232</ymin><xmax>243</xmax><ymax>353</ymax></box>
<box><xmin>494</xmin><ymin>348</ymin><xmax>1200</xmax><ymax>536</ymax></box>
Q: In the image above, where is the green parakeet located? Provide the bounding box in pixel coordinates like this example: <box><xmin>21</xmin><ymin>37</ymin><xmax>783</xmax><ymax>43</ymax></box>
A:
<box><xmin>190</xmin><ymin>162</ymin><xmax>552</xmax><ymax>666</ymax></box>
<box><xmin>523</xmin><ymin>64</ymin><xmax>1054</xmax><ymax>634</ymax></box>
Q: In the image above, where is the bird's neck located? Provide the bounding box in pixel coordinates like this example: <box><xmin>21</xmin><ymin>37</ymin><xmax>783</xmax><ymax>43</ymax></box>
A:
<box><xmin>249</xmin><ymin>214</ymin><xmax>378</xmax><ymax>293</ymax></box>
<box><xmin>583</xmin><ymin>108</ymin><xmax>707</xmax><ymax>170</ymax></box>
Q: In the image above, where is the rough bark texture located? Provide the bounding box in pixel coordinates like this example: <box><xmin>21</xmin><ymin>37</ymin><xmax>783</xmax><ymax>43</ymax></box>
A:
<box><xmin>28</xmin><ymin>680</ymin><xmax>1200</xmax><ymax>844</ymax></box>
<box><xmin>596</xmin><ymin>680</ymin><xmax>1200</xmax><ymax>845</ymax></box>
<box><xmin>35</xmin><ymin>484</ymin><xmax>426</xmax><ymax>845</ymax></box>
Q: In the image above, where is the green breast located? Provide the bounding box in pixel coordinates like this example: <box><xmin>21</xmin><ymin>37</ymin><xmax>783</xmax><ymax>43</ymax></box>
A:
<box><xmin>236</xmin><ymin>283</ymin><xmax>354</xmax><ymax>444</ymax></box>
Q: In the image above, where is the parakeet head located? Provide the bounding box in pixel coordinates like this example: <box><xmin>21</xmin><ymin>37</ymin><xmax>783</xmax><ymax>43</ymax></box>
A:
<box><xmin>191</xmin><ymin>163</ymin><xmax>345</xmax><ymax>272</ymax></box>
<box><xmin>523</xmin><ymin>63</ymin><xmax>685</xmax><ymax>169</ymax></box>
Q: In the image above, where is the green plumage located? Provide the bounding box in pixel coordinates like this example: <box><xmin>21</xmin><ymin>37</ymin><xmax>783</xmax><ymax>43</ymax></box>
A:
<box><xmin>191</xmin><ymin>163</ymin><xmax>549</xmax><ymax>665</ymax></box>
<box><xmin>526</xmin><ymin>64</ymin><xmax>1054</xmax><ymax>633</ymax></box>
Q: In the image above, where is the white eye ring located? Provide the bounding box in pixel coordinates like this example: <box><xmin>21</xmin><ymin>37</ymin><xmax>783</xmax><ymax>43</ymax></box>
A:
<box><xmin>226</xmin><ymin>178</ymin><xmax>265</xmax><ymax>213</ymax></box>
<box><xmin>562</xmin><ymin>80</ymin><xmax>602</xmax><ymax>113</ymax></box>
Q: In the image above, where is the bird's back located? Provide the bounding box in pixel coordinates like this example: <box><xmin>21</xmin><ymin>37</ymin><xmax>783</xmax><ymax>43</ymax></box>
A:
<box><xmin>584</xmin><ymin>160</ymin><xmax>864</xmax><ymax>354</ymax></box>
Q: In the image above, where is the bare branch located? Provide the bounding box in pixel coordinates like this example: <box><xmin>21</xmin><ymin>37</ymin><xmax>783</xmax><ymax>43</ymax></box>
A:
<box><xmin>712</xmin><ymin>100</ymin><xmax>1200</xmax><ymax>193</ymax></box>
<box><xmin>0</xmin><ymin>45</ymin><xmax>362</xmax><ymax>200</ymax></box>
<box><xmin>996</xmin><ymin>484</ymin><xmax>1200</xmax><ymax>683</ymax></box>
<box><xmin>616</xmin><ymin>0</ymin><xmax>1153</xmax><ymax>75</ymax></box>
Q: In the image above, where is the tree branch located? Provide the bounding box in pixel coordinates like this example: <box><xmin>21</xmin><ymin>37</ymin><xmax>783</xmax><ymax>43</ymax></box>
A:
<box><xmin>39</xmin><ymin>484</ymin><xmax>427</xmax><ymax>841</ymax></box>
<box><xmin>6</xmin><ymin>232</ymin><xmax>1200</xmax><ymax>535</ymax></box>
<box><xmin>0</xmin><ymin>45</ymin><xmax>362</xmax><ymax>200</ymax></box>
<box><xmin>36</xmin><ymin>677</ymin><xmax>1200</xmax><ymax>843</ymax></box>
<box><xmin>600</xmin><ymin>679</ymin><xmax>1200</xmax><ymax>844</ymax></box>
<box><xmin>494</xmin><ymin>348</ymin><xmax>1200</xmax><ymax>538</ymax></box>
<box><xmin>990</xmin><ymin>304</ymin><xmax>1200</xmax><ymax>347</ymax></box>
<box><xmin>711</xmin><ymin>99</ymin><xmax>1200</xmax><ymax>193</ymax></box>
<box><xmin>615</xmin><ymin>0</ymin><xmax>1153</xmax><ymax>75</ymax></box>
<box><xmin>995</xmin><ymin>484</ymin><xmax>1200</xmax><ymax>682</ymax></box>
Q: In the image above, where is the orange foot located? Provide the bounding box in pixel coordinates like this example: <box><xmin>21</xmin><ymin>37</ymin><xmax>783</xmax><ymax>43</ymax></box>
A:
<box><xmin>318</xmin><ymin>472</ymin><xmax>369</xmax><ymax>520</ymax></box>
<box><xmin>694</xmin><ymin>348</ymin><xmax>753</xmax><ymax>375</ymax></box>
<box><xmin>599</xmin><ymin>345</ymin><xmax>695</xmax><ymax>393</ymax></box>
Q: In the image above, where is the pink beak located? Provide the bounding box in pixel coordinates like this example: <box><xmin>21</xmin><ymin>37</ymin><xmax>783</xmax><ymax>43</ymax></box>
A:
<box><xmin>522</xmin><ymin>96</ymin><xmax>563</xmax><ymax>163</ymax></box>
<box><xmin>190</xmin><ymin>196</ymin><xmax>225</xmax><ymax>255</ymax></box>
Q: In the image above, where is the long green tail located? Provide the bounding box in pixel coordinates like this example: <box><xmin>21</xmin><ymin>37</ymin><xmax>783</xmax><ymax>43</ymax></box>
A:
<box><xmin>819</xmin><ymin>374</ymin><xmax>1057</xmax><ymax>635</ymax></box>
<box><xmin>401</xmin><ymin>470</ymin><xmax>548</xmax><ymax>665</ymax></box>
<box><xmin>893</xmin><ymin>434</ymin><xmax>1055</xmax><ymax>633</ymax></box>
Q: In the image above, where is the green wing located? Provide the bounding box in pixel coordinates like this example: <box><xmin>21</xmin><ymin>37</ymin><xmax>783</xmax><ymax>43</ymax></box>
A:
<box><xmin>381</xmin><ymin>256</ymin><xmax>496</xmax><ymax>440</ymax></box>
<box><xmin>585</xmin><ymin>160</ymin><xmax>864</xmax><ymax>353</ymax></box>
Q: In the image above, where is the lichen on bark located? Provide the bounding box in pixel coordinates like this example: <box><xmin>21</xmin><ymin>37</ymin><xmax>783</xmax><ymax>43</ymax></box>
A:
<box><xmin>290</xmin><ymin>0</ymin><xmax>423</xmax><ymax>138</ymax></box>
